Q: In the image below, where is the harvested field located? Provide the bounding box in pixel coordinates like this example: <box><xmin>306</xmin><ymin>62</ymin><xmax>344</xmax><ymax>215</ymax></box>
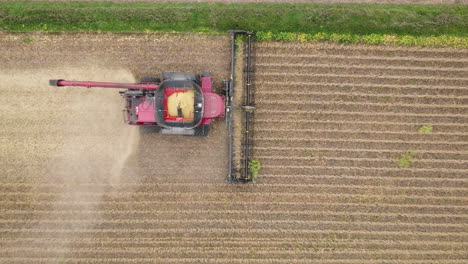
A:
<box><xmin>1</xmin><ymin>33</ymin><xmax>468</xmax><ymax>263</ymax></box>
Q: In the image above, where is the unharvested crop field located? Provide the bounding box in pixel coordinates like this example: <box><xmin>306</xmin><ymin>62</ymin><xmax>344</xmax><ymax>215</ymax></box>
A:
<box><xmin>0</xmin><ymin>33</ymin><xmax>467</xmax><ymax>263</ymax></box>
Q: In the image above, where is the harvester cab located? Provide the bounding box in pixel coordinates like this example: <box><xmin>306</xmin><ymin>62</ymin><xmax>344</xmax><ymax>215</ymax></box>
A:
<box><xmin>49</xmin><ymin>30</ymin><xmax>256</xmax><ymax>182</ymax></box>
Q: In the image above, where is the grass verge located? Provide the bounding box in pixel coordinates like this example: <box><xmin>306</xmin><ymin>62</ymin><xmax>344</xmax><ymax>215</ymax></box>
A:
<box><xmin>0</xmin><ymin>2</ymin><xmax>467</xmax><ymax>47</ymax></box>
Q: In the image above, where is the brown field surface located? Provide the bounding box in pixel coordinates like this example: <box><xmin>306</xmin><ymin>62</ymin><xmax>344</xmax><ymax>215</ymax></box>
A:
<box><xmin>1</xmin><ymin>33</ymin><xmax>467</xmax><ymax>263</ymax></box>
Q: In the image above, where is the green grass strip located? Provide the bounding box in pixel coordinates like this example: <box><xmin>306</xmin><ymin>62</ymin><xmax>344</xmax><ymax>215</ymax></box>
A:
<box><xmin>1</xmin><ymin>1</ymin><xmax>467</xmax><ymax>47</ymax></box>
<box><xmin>257</xmin><ymin>31</ymin><xmax>468</xmax><ymax>48</ymax></box>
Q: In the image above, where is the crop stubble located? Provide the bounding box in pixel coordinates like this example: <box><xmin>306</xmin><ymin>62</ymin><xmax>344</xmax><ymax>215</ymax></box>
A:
<box><xmin>0</xmin><ymin>33</ymin><xmax>467</xmax><ymax>262</ymax></box>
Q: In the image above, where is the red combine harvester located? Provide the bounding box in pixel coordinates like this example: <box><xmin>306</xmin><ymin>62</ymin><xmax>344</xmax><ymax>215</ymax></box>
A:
<box><xmin>50</xmin><ymin>30</ymin><xmax>255</xmax><ymax>182</ymax></box>
<box><xmin>50</xmin><ymin>72</ymin><xmax>222</xmax><ymax>136</ymax></box>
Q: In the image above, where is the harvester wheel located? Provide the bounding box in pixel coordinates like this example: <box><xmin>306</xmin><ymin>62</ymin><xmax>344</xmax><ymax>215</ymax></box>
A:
<box><xmin>139</xmin><ymin>126</ymin><xmax>161</xmax><ymax>134</ymax></box>
<box><xmin>140</xmin><ymin>77</ymin><xmax>161</xmax><ymax>83</ymax></box>
<box><xmin>194</xmin><ymin>125</ymin><xmax>209</xmax><ymax>137</ymax></box>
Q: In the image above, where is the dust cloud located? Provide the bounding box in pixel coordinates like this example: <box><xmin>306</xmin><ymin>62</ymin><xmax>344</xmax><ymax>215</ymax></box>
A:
<box><xmin>0</xmin><ymin>67</ymin><xmax>141</xmax><ymax>258</ymax></box>
<box><xmin>109</xmin><ymin>126</ymin><xmax>140</xmax><ymax>187</ymax></box>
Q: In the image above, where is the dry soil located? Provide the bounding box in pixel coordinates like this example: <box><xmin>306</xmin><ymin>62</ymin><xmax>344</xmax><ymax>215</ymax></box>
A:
<box><xmin>0</xmin><ymin>32</ymin><xmax>467</xmax><ymax>263</ymax></box>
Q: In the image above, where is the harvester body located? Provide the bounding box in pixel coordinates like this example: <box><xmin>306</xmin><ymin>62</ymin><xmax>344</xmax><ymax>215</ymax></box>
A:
<box><xmin>50</xmin><ymin>72</ymin><xmax>224</xmax><ymax>136</ymax></box>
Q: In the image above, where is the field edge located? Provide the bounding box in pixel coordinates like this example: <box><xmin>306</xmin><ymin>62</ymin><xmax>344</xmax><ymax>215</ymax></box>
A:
<box><xmin>1</xmin><ymin>1</ymin><xmax>468</xmax><ymax>48</ymax></box>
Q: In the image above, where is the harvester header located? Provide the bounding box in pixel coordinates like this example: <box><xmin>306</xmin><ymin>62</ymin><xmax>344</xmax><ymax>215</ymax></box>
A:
<box><xmin>226</xmin><ymin>30</ymin><xmax>256</xmax><ymax>182</ymax></box>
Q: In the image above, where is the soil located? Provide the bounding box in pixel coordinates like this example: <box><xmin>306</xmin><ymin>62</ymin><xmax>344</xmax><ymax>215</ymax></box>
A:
<box><xmin>0</xmin><ymin>32</ymin><xmax>467</xmax><ymax>263</ymax></box>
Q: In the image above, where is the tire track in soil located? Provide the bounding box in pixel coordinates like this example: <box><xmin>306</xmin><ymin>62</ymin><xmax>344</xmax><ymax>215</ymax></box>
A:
<box><xmin>257</xmin><ymin>81</ymin><xmax>468</xmax><ymax>96</ymax></box>
<box><xmin>1</xmin><ymin>200</ymin><xmax>467</xmax><ymax>215</ymax></box>
<box><xmin>256</xmin><ymin>54</ymin><xmax>468</xmax><ymax>68</ymax></box>
<box><xmin>256</xmin><ymin>63</ymin><xmax>468</xmax><ymax>79</ymax></box>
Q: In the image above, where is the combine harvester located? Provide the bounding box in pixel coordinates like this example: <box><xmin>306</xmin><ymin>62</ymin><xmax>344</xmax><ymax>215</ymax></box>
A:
<box><xmin>49</xmin><ymin>31</ymin><xmax>255</xmax><ymax>182</ymax></box>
